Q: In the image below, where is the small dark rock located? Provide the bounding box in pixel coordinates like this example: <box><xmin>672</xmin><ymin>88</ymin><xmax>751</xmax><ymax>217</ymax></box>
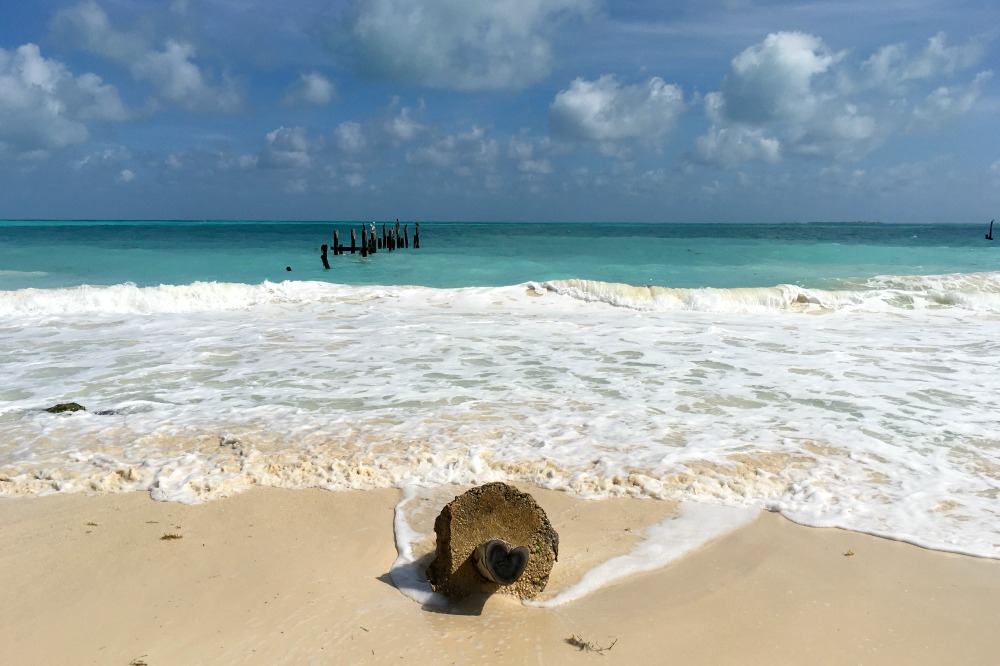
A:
<box><xmin>45</xmin><ymin>402</ymin><xmax>86</xmax><ymax>413</ymax></box>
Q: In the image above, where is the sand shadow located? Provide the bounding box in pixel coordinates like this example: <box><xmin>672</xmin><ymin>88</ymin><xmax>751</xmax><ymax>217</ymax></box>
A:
<box><xmin>378</xmin><ymin>569</ymin><xmax>490</xmax><ymax>616</ymax></box>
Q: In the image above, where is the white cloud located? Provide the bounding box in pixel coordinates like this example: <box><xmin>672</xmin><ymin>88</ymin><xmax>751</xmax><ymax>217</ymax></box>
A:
<box><xmin>53</xmin><ymin>1</ymin><xmax>242</xmax><ymax>114</ymax></box>
<box><xmin>346</xmin><ymin>0</ymin><xmax>600</xmax><ymax>90</ymax></box>
<box><xmin>550</xmin><ymin>75</ymin><xmax>685</xmax><ymax>142</ymax></box>
<box><xmin>0</xmin><ymin>43</ymin><xmax>127</xmax><ymax>157</ymax></box>
<box><xmin>406</xmin><ymin>125</ymin><xmax>498</xmax><ymax>171</ymax></box>
<box><xmin>695</xmin><ymin>30</ymin><xmax>991</xmax><ymax>167</ymax></box>
<box><xmin>75</xmin><ymin>145</ymin><xmax>131</xmax><ymax>169</ymax></box>
<box><xmin>908</xmin><ymin>71</ymin><xmax>992</xmax><ymax>133</ymax></box>
<box><xmin>133</xmin><ymin>40</ymin><xmax>241</xmax><ymax>114</ymax></box>
<box><xmin>862</xmin><ymin>32</ymin><xmax>986</xmax><ymax>92</ymax></box>
<box><xmin>712</xmin><ymin>32</ymin><xmax>843</xmax><ymax>124</ymax></box>
<box><xmin>508</xmin><ymin>134</ymin><xmax>554</xmax><ymax>174</ymax></box>
<box><xmin>334</xmin><ymin>122</ymin><xmax>367</xmax><ymax>154</ymax></box>
<box><xmin>117</xmin><ymin>169</ymin><xmax>136</xmax><ymax>183</ymax></box>
<box><xmin>283</xmin><ymin>72</ymin><xmax>336</xmax><ymax>107</ymax></box>
<box><xmin>51</xmin><ymin>1</ymin><xmax>148</xmax><ymax>62</ymax></box>
<box><xmin>261</xmin><ymin>127</ymin><xmax>312</xmax><ymax>169</ymax></box>
<box><xmin>383</xmin><ymin>104</ymin><xmax>426</xmax><ymax>143</ymax></box>
<box><xmin>693</xmin><ymin>125</ymin><xmax>780</xmax><ymax>167</ymax></box>
<box><xmin>788</xmin><ymin>104</ymin><xmax>880</xmax><ymax>160</ymax></box>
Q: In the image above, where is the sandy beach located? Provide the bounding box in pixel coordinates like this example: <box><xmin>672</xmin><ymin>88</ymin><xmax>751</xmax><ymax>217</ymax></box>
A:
<box><xmin>2</xmin><ymin>485</ymin><xmax>998</xmax><ymax>665</ymax></box>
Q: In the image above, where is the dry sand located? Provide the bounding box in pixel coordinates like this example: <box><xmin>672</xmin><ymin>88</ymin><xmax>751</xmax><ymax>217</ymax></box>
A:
<box><xmin>2</xmin><ymin>485</ymin><xmax>998</xmax><ymax>665</ymax></box>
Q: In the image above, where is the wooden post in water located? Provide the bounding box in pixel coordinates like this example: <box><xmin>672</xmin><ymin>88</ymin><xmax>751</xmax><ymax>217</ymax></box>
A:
<box><xmin>395</xmin><ymin>220</ymin><xmax>401</xmax><ymax>250</ymax></box>
<box><xmin>403</xmin><ymin>224</ymin><xmax>409</xmax><ymax>248</ymax></box>
<box><xmin>350</xmin><ymin>228</ymin><xmax>357</xmax><ymax>254</ymax></box>
<box><xmin>369</xmin><ymin>223</ymin><xmax>377</xmax><ymax>254</ymax></box>
<box><xmin>321</xmin><ymin>244</ymin><xmax>330</xmax><ymax>269</ymax></box>
<box><xmin>333</xmin><ymin>229</ymin><xmax>340</xmax><ymax>255</ymax></box>
<box><xmin>360</xmin><ymin>225</ymin><xmax>368</xmax><ymax>257</ymax></box>
<box><xmin>414</xmin><ymin>223</ymin><xmax>420</xmax><ymax>249</ymax></box>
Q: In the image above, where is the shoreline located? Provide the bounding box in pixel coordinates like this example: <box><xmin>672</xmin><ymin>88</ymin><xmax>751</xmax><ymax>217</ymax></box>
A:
<box><xmin>2</xmin><ymin>486</ymin><xmax>999</xmax><ymax>664</ymax></box>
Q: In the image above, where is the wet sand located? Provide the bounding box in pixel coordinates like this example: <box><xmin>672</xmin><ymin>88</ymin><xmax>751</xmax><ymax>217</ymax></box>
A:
<box><xmin>2</xmin><ymin>486</ymin><xmax>998</xmax><ymax>665</ymax></box>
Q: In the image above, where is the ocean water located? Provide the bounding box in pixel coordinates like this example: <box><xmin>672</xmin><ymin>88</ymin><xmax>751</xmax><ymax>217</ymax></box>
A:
<box><xmin>2</xmin><ymin>220</ymin><xmax>1000</xmax><ymax>578</ymax></box>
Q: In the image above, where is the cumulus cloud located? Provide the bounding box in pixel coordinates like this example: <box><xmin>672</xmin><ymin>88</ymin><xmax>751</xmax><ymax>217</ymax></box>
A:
<box><xmin>710</xmin><ymin>32</ymin><xmax>843</xmax><ymax>125</ymax></box>
<box><xmin>51</xmin><ymin>1</ymin><xmax>148</xmax><ymax>62</ymax></box>
<box><xmin>508</xmin><ymin>134</ymin><xmax>553</xmax><ymax>174</ymax></box>
<box><xmin>0</xmin><ymin>43</ymin><xmax>127</xmax><ymax>157</ymax></box>
<box><xmin>346</xmin><ymin>0</ymin><xmax>600</xmax><ymax>90</ymax></box>
<box><xmin>692</xmin><ymin>126</ymin><xmax>780</xmax><ymax>167</ymax></box>
<box><xmin>52</xmin><ymin>1</ymin><xmax>242</xmax><ymax>114</ymax></box>
<box><xmin>406</xmin><ymin>125</ymin><xmax>498</xmax><ymax>172</ymax></box>
<box><xmin>861</xmin><ymin>32</ymin><xmax>987</xmax><ymax>92</ymax></box>
<box><xmin>908</xmin><ymin>71</ymin><xmax>992</xmax><ymax>133</ymax></box>
<box><xmin>383</xmin><ymin>104</ymin><xmax>426</xmax><ymax>143</ymax></box>
<box><xmin>334</xmin><ymin>121</ymin><xmax>367</xmax><ymax>154</ymax></box>
<box><xmin>132</xmin><ymin>40</ymin><xmax>241</xmax><ymax>113</ymax></box>
<box><xmin>283</xmin><ymin>72</ymin><xmax>336</xmax><ymax>107</ymax></box>
<box><xmin>694</xmin><ymin>30</ymin><xmax>991</xmax><ymax>167</ymax></box>
<box><xmin>550</xmin><ymin>75</ymin><xmax>685</xmax><ymax>143</ymax></box>
<box><xmin>787</xmin><ymin>104</ymin><xmax>881</xmax><ymax>160</ymax></box>
<box><xmin>261</xmin><ymin>127</ymin><xmax>312</xmax><ymax>169</ymax></box>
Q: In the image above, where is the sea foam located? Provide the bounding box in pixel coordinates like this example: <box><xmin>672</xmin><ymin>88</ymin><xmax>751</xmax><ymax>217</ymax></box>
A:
<box><xmin>2</xmin><ymin>275</ymin><xmax>999</xmax><ymax>562</ymax></box>
<box><xmin>4</xmin><ymin>271</ymin><xmax>1000</xmax><ymax>318</ymax></box>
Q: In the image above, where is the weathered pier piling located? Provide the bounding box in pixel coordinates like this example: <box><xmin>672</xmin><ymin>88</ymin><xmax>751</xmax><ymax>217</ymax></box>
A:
<box><xmin>426</xmin><ymin>482</ymin><xmax>558</xmax><ymax>602</ymax></box>
<box><xmin>324</xmin><ymin>221</ymin><xmax>420</xmax><ymax>267</ymax></box>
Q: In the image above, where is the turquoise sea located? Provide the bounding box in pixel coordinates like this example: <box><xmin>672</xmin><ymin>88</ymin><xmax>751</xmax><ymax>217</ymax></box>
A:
<box><xmin>2</xmin><ymin>219</ymin><xmax>999</xmax><ymax>582</ymax></box>
<box><xmin>0</xmin><ymin>220</ymin><xmax>996</xmax><ymax>290</ymax></box>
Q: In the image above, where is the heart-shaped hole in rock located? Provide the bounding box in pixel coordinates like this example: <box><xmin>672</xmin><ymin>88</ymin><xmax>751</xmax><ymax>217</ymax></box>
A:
<box><xmin>474</xmin><ymin>539</ymin><xmax>530</xmax><ymax>586</ymax></box>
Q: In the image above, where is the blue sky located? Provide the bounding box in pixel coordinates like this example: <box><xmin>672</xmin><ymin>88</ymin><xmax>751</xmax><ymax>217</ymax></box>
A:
<box><xmin>1</xmin><ymin>0</ymin><xmax>998</xmax><ymax>222</ymax></box>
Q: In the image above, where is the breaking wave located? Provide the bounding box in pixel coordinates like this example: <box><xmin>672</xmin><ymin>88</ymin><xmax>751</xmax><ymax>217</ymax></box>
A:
<box><xmin>542</xmin><ymin>271</ymin><xmax>1000</xmax><ymax>314</ymax></box>
<box><xmin>3</xmin><ymin>271</ymin><xmax>1000</xmax><ymax>317</ymax></box>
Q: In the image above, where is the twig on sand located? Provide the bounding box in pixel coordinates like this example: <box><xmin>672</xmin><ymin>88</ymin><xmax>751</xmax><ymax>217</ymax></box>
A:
<box><xmin>566</xmin><ymin>635</ymin><xmax>618</xmax><ymax>654</ymax></box>
<box><xmin>160</xmin><ymin>533</ymin><xmax>183</xmax><ymax>541</ymax></box>
<box><xmin>129</xmin><ymin>656</ymin><xmax>149</xmax><ymax>665</ymax></box>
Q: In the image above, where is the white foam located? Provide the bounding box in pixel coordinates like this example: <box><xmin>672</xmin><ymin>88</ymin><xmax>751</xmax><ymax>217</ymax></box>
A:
<box><xmin>389</xmin><ymin>484</ymin><xmax>449</xmax><ymax>608</ymax></box>
<box><xmin>3</xmin><ymin>271</ymin><xmax>1000</xmax><ymax>318</ymax></box>
<box><xmin>2</xmin><ymin>276</ymin><xmax>999</xmax><ymax>560</ymax></box>
<box><xmin>544</xmin><ymin>271</ymin><xmax>1000</xmax><ymax>313</ymax></box>
<box><xmin>529</xmin><ymin>503</ymin><xmax>759</xmax><ymax>606</ymax></box>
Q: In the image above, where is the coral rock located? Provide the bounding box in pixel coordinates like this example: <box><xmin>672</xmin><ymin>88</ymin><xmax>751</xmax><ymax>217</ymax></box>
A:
<box><xmin>426</xmin><ymin>482</ymin><xmax>559</xmax><ymax>601</ymax></box>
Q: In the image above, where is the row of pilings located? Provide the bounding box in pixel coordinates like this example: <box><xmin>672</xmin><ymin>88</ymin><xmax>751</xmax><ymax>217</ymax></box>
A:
<box><xmin>321</xmin><ymin>219</ymin><xmax>419</xmax><ymax>268</ymax></box>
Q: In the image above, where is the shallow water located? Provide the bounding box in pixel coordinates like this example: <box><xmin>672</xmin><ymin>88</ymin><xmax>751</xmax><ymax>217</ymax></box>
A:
<box><xmin>2</xmin><ymin>221</ymin><xmax>999</xmax><ymax>565</ymax></box>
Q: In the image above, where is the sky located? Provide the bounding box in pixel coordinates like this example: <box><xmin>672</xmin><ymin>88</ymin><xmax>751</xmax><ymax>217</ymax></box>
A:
<box><xmin>1</xmin><ymin>0</ymin><xmax>998</xmax><ymax>223</ymax></box>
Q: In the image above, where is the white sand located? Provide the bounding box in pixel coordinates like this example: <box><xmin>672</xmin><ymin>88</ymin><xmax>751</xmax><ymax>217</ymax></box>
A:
<box><xmin>2</xmin><ymin>486</ymin><xmax>998</xmax><ymax>665</ymax></box>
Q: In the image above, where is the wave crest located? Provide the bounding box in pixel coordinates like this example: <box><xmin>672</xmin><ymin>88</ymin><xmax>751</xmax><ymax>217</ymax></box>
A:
<box><xmin>0</xmin><ymin>281</ymin><xmax>395</xmax><ymax>316</ymax></box>
<box><xmin>543</xmin><ymin>272</ymin><xmax>1000</xmax><ymax>313</ymax></box>
<box><xmin>5</xmin><ymin>272</ymin><xmax>1000</xmax><ymax>317</ymax></box>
